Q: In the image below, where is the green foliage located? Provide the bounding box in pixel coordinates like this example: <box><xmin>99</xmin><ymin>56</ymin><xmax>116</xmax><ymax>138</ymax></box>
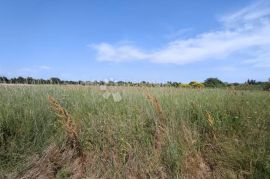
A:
<box><xmin>189</xmin><ymin>81</ymin><xmax>204</xmax><ymax>88</ymax></box>
<box><xmin>1</xmin><ymin>76</ymin><xmax>270</xmax><ymax>91</ymax></box>
<box><xmin>50</xmin><ymin>77</ymin><xmax>62</xmax><ymax>84</ymax></box>
<box><xmin>246</xmin><ymin>79</ymin><xmax>256</xmax><ymax>85</ymax></box>
<box><xmin>179</xmin><ymin>84</ymin><xmax>191</xmax><ymax>88</ymax></box>
<box><xmin>0</xmin><ymin>76</ymin><xmax>9</xmax><ymax>83</ymax></box>
<box><xmin>263</xmin><ymin>83</ymin><xmax>270</xmax><ymax>91</ymax></box>
<box><xmin>56</xmin><ymin>167</ymin><xmax>72</xmax><ymax>179</ymax></box>
<box><xmin>204</xmin><ymin>77</ymin><xmax>225</xmax><ymax>87</ymax></box>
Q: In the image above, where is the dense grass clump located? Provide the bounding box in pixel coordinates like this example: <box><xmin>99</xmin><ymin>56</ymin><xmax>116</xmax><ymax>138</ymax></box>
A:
<box><xmin>0</xmin><ymin>85</ymin><xmax>270</xmax><ymax>178</ymax></box>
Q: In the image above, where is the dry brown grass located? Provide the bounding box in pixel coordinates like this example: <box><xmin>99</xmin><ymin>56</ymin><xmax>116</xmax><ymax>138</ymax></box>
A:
<box><xmin>205</xmin><ymin>111</ymin><xmax>214</xmax><ymax>127</ymax></box>
<box><xmin>14</xmin><ymin>144</ymin><xmax>85</xmax><ymax>179</ymax></box>
<box><xmin>144</xmin><ymin>93</ymin><xmax>216</xmax><ymax>179</ymax></box>
<box><xmin>180</xmin><ymin>122</ymin><xmax>213</xmax><ymax>179</ymax></box>
<box><xmin>14</xmin><ymin>96</ymin><xmax>85</xmax><ymax>179</ymax></box>
<box><xmin>143</xmin><ymin>91</ymin><xmax>169</xmax><ymax>178</ymax></box>
<box><xmin>48</xmin><ymin>95</ymin><xmax>81</xmax><ymax>153</ymax></box>
<box><xmin>182</xmin><ymin>152</ymin><xmax>213</xmax><ymax>179</ymax></box>
<box><xmin>144</xmin><ymin>92</ymin><xmax>166</xmax><ymax>153</ymax></box>
<box><xmin>204</xmin><ymin>111</ymin><xmax>217</xmax><ymax>140</ymax></box>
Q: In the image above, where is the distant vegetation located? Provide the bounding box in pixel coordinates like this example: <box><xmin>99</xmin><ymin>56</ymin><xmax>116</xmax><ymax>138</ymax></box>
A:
<box><xmin>1</xmin><ymin>76</ymin><xmax>270</xmax><ymax>90</ymax></box>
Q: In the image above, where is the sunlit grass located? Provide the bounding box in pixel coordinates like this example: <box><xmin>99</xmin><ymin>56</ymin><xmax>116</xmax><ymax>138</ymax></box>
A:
<box><xmin>0</xmin><ymin>85</ymin><xmax>269</xmax><ymax>178</ymax></box>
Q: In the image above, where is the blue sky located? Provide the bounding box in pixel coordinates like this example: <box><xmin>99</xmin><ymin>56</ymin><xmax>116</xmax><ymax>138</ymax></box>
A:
<box><xmin>0</xmin><ymin>0</ymin><xmax>270</xmax><ymax>83</ymax></box>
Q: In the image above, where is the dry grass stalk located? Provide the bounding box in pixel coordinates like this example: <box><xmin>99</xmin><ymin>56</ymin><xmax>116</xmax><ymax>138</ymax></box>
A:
<box><xmin>180</xmin><ymin>122</ymin><xmax>213</xmax><ymax>178</ymax></box>
<box><xmin>11</xmin><ymin>96</ymin><xmax>86</xmax><ymax>178</ymax></box>
<box><xmin>182</xmin><ymin>152</ymin><xmax>213</xmax><ymax>179</ymax></box>
<box><xmin>145</xmin><ymin>93</ymin><xmax>165</xmax><ymax>123</ymax></box>
<box><xmin>144</xmin><ymin>92</ymin><xmax>166</xmax><ymax>152</ymax></box>
<box><xmin>48</xmin><ymin>95</ymin><xmax>82</xmax><ymax>155</ymax></box>
<box><xmin>16</xmin><ymin>144</ymin><xmax>85</xmax><ymax>179</ymax></box>
<box><xmin>205</xmin><ymin>111</ymin><xmax>214</xmax><ymax>127</ymax></box>
<box><xmin>205</xmin><ymin>111</ymin><xmax>217</xmax><ymax>140</ymax></box>
<box><xmin>181</xmin><ymin>122</ymin><xmax>197</xmax><ymax>148</ymax></box>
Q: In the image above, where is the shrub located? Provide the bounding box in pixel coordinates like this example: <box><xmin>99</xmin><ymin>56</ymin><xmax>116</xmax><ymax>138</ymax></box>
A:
<box><xmin>204</xmin><ymin>78</ymin><xmax>225</xmax><ymax>88</ymax></box>
<box><xmin>263</xmin><ymin>83</ymin><xmax>270</xmax><ymax>91</ymax></box>
<box><xmin>179</xmin><ymin>84</ymin><xmax>191</xmax><ymax>88</ymax></box>
<box><xmin>189</xmin><ymin>81</ymin><xmax>204</xmax><ymax>88</ymax></box>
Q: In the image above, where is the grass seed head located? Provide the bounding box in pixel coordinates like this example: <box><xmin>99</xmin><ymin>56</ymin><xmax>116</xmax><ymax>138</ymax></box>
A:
<box><xmin>48</xmin><ymin>95</ymin><xmax>81</xmax><ymax>153</ymax></box>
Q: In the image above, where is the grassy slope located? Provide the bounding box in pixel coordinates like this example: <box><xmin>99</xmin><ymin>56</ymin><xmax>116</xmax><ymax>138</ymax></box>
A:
<box><xmin>0</xmin><ymin>85</ymin><xmax>270</xmax><ymax>178</ymax></box>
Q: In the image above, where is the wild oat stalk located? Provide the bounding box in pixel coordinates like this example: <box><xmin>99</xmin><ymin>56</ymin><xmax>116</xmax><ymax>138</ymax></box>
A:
<box><xmin>205</xmin><ymin>111</ymin><xmax>217</xmax><ymax>140</ymax></box>
<box><xmin>48</xmin><ymin>95</ymin><xmax>82</xmax><ymax>154</ymax></box>
<box><xmin>145</xmin><ymin>93</ymin><xmax>165</xmax><ymax>123</ymax></box>
<box><xmin>205</xmin><ymin>111</ymin><xmax>214</xmax><ymax>127</ymax></box>
<box><xmin>145</xmin><ymin>92</ymin><xmax>166</xmax><ymax>152</ymax></box>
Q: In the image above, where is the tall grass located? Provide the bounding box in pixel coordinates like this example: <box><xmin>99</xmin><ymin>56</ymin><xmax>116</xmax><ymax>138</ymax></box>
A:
<box><xmin>0</xmin><ymin>85</ymin><xmax>270</xmax><ymax>178</ymax></box>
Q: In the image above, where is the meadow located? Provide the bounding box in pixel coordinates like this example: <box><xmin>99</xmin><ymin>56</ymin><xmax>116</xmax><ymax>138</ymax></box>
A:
<box><xmin>0</xmin><ymin>85</ymin><xmax>270</xmax><ymax>178</ymax></box>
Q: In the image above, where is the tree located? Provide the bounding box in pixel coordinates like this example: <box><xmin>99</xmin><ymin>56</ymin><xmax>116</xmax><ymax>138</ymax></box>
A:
<box><xmin>50</xmin><ymin>77</ymin><xmax>61</xmax><ymax>84</ymax></box>
<box><xmin>246</xmin><ymin>79</ymin><xmax>256</xmax><ymax>85</ymax></box>
<box><xmin>204</xmin><ymin>78</ymin><xmax>225</xmax><ymax>88</ymax></box>
<box><xmin>171</xmin><ymin>82</ymin><xmax>180</xmax><ymax>87</ymax></box>
<box><xmin>17</xmin><ymin>76</ymin><xmax>26</xmax><ymax>83</ymax></box>
<box><xmin>99</xmin><ymin>81</ymin><xmax>105</xmax><ymax>85</ymax></box>
<box><xmin>165</xmin><ymin>81</ymin><xmax>181</xmax><ymax>87</ymax></box>
<box><xmin>26</xmin><ymin>77</ymin><xmax>34</xmax><ymax>84</ymax></box>
<box><xmin>0</xmin><ymin>76</ymin><xmax>9</xmax><ymax>83</ymax></box>
<box><xmin>117</xmin><ymin>81</ymin><xmax>125</xmax><ymax>86</ymax></box>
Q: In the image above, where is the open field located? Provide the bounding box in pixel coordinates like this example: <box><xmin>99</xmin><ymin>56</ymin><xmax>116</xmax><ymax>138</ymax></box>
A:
<box><xmin>0</xmin><ymin>85</ymin><xmax>270</xmax><ymax>178</ymax></box>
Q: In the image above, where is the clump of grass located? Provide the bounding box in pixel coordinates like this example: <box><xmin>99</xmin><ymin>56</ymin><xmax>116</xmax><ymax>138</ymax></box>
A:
<box><xmin>144</xmin><ymin>92</ymin><xmax>172</xmax><ymax>178</ymax></box>
<box><xmin>48</xmin><ymin>95</ymin><xmax>81</xmax><ymax>154</ymax></box>
<box><xmin>145</xmin><ymin>92</ymin><xmax>166</xmax><ymax>152</ymax></box>
<box><xmin>16</xmin><ymin>95</ymin><xmax>85</xmax><ymax>178</ymax></box>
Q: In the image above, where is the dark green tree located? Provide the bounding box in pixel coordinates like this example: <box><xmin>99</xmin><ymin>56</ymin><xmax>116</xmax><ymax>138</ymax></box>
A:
<box><xmin>204</xmin><ymin>78</ymin><xmax>225</xmax><ymax>88</ymax></box>
<box><xmin>17</xmin><ymin>76</ymin><xmax>26</xmax><ymax>83</ymax></box>
<box><xmin>26</xmin><ymin>77</ymin><xmax>34</xmax><ymax>84</ymax></box>
<box><xmin>50</xmin><ymin>77</ymin><xmax>61</xmax><ymax>84</ymax></box>
<box><xmin>0</xmin><ymin>76</ymin><xmax>9</xmax><ymax>83</ymax></box>
<box><xmin>246</xmin><ymin>79</ymin><xmax>256</xmax><ymax>85</ymax></box>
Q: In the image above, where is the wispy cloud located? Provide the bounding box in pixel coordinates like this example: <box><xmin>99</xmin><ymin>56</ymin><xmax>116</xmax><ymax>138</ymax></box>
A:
<box><xmin>91</xmin><ymin>0</ymin><xmax>270</xmax><ymax>67</ymax></box>
<box><xmin>19</xmin><ymin>68</ymin><xmax>34</xmax><ymax>73</ymax></box>
<box><xmin>39</xmin><ymin>65</ymin><xmax>52</xmax><ymax>70</ymax></box>
<box><xmin>220</xmin><ymin>0</ymin><xmax>270</xmax><ymax>27</ymax></box>
<box><xmin>17</xmin><ymin>65</ymin><xmax>52</xmax><ymax>76</ymax></box>
<box><xmin>164</xmin><ymin>28</ymin><xmax>193</xmax><ymax>40</ymax></box>
<box><xmin>91</xmin><ymin>43</ymin><xmax>148</xmax><ymax>62</ymax></box>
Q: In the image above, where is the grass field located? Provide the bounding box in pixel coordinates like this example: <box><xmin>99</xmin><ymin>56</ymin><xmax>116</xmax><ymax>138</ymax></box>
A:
<box><xmin>0</xmin><ymin>85</ymin><xmax>270</xmax><ymax>178</ymax></box>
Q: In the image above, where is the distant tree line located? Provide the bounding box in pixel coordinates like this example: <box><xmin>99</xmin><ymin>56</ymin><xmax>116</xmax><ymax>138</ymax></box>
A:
<box><xmin>0</xmin><ymin>76</ymin><xmax>270</xmax><ymax>90</ymax></box>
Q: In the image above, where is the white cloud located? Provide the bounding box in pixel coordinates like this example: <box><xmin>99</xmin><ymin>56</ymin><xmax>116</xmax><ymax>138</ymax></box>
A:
<box><xmin>91</xmin><ymin>0</ymin><xmax>270</xmax><ymax>67</ymax></box>
<box><xmin>91</xmin><ymin>43</ymin><xmax>149</xmax><ymax>62</ymax></box>
<box><xmin>164</xmin><ymin>28</ymin><xmax>193</xmax><ymax>39</ymax></box>
<box><xmin>220</xmin><ymin>0</ymin><xmax>270</xmax><ymax>26</ymax></box>
<box><xmin>39</xmin><ymin>65</ymin><xmax>52</xmax><ymax>70</ymax></box>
